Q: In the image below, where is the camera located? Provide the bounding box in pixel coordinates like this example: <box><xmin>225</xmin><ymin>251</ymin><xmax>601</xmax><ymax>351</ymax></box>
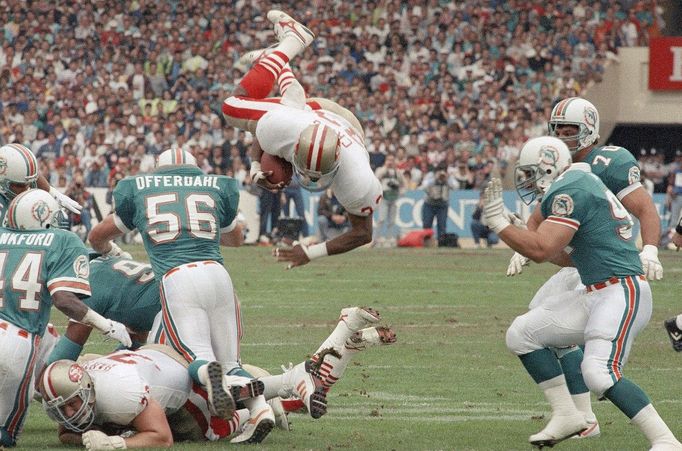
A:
<box><xmin>387</xmin><ymin>179</ymin><xmax>400</xmax><ymax>190</ymax></box>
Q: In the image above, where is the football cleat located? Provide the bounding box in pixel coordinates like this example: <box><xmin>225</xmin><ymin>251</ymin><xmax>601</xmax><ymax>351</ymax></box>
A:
<box><xmin>570</xmin><ymin>417</ymin><xmax>600</xmax><ymax>439</ymax></box>
<box><xmin>345</xmin><ymin>326</ymin><xmax>397</xmax><ymax>351</ymax></box>
<box><xmin>339</xmin><ymin>306</ymin><xmax>381</xmax><ymax>332</ymax></box>
<box><xmin>229</xmin><ymin>404</ymin><xmax>275</xmax><ymax>444</ymax></box>
<box><xmin>267</xmin><ymin>10</ymin><xmax>315</xmax><ymax>48</ymax></box>
<box><xmin>529</xmin><ymin>412</ymin><xmax>588</xmax><ymax>448</ymax></box>
<box><xmin>223</xmin><ymin>375</ymin><xmax>265</xmax><ymax>408</ymax></box>
<box><xmin>649</xmin><ymin>439</ymin><xmax>682</xmax><ymax>450</ymax></box>
<box><xmin>664</xmin><ymin>318</ymin><xmax>682</xmax><ymax>352</ymax></box>
<box><xmin>268</xmin><ymin>397</ymin><xmax>290</xmax><ymax>431</ymax></box>
<box><xmin>280</xmin><ymin>360</ymin><xmax>327</xmax><ymax>419</ymax></box>
<box><xmin>206</xmin><ymin>361</ymin><xmax>236</xmax><ymax>419</ymax></box>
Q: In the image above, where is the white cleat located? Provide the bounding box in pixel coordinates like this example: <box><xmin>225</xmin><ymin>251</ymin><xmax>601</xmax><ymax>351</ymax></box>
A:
<box><xmin>529</xmin><ymin>412</ymin><xmax>588</xmax><ymax>448</ymax></box>
<box><xmin>280</xmin><ymin>360</ymin><xmax>327</xmax><ymax>419</ymax></box>
<box><xmin>650</xmin><ymin>439</ymin><xmax>682</xmax><ymax>451</ymax></box>
<box><xmin>268</xmin><ymin>397</ymin><xmax>290</xmax><ymax>431</ymax></box>
<box><xmin>236</xmin><ymin>45</ymin><xmax>277</xmax><ymax>70</ymax></box>
<box><xmin>206</xmin><ymin>361</ymin><xmax>235</xmax><ymax>419</ymax></box>
<box><xmin>229</xmin><ymin>404</ymin><xmax>275</xmax><ymax>444</ymax></box>
<box><xmin>266</xmin><ymin>10</ymin><xmax>315</xmax><ymax>48</ymax></box>
<box><xmin>345</xmin><ymin>326</ymin><xmax>397</xmax><ymax>351</ymax></box>
<box><xmin>339</xmin><ymin>306</ymin><xmax>381</xmax><ymax>332</ymax></box>
<box><xmin>571</xmin><ymin>417</ymin><xmax>600</xmax><ymax>439</ymax></box>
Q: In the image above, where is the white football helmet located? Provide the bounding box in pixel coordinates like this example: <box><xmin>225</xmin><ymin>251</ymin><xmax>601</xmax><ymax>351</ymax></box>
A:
<box><xmin>515</xmin><ymin>136</ymin><xmax>572</xmax><ymax>205</ymax></box>
<box><xmin>156</xmin><ymin>148</ymin><xmax>197</xmax><ymax>167</ymax></box>
<box><xmin>293</xmin><ymin>123</ymin><xmax>340</xmax><ymax>191</ymax></box>
<box><xmin>40</xmin><ymin>360</ymin><xmax>96</xmax><ymax>432</ymax></box>
<box><xmin>548</xmin><ymin>97</ymin><xmax>600</xmax><ymax>154</ymax></box>
<box><xmin>5</xmin><ymin>189</ymin><xmax>66</xmax><ymax>230</ymax></box>
<box><xmin>0</xmin><ymin>143</ymin><xmax>39</xmax><ymax>199</ymax></box>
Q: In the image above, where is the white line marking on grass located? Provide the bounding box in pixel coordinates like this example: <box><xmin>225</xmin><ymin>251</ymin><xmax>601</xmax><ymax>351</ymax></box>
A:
<box><xmin>322</xmin><ymin>415</ymin><xmax>531</xmax><ymax>422</ymax></box>
<box><xmin>329</xmin><ymin>406</ymin><xmax>540</xmax><ymax>416</ymax></box>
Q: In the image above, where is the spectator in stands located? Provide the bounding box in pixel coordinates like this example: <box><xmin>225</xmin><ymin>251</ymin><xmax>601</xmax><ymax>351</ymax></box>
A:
<box><xmin>420</xmin><ymin>162</ymin><xmax>458</xmax><ymax>243</ymax></box>
<box><xmin>374</xmin><ymin>154</ymin><xmax>404</xmax><ymax>247</ymax></box>
<box><xmin>667</xmin><ymin>154</ymin><xmax>682</xmax><ymax>234</ymax></box>
<box><xmin>317</xmin><ymin>188</ymin><xmax>350</xmax><ymax>242</ymax></box>
<box><xmin>471</xmin><ymin>192</ymin><xmax>500</xmax><ymax>249</ymax></box>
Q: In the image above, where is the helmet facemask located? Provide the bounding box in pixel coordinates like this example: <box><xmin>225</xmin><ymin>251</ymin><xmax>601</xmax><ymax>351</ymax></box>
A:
<box><xmin>514</xmin><ymin>164</ymin><xmax>542</xmax><ymax>205</ymax></box>
<box><xmin>514</xmin><ymin>137</ymin><xmax>572</xmax><ymax>205</ymax></box>
<box><xmin>43</xmin><ymin>387</ymin><xmax>96</xmax><ymax>432</ymax></box>
<box><xmin>548</xmin><ymin>121</ymin><xmax>594</xmax><ymax>155</ymax></box>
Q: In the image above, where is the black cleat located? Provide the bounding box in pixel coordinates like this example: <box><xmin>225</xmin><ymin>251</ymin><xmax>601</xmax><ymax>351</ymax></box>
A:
<box><xmin>664</xmin><ymin>318</ymin><xmax>682</xmax><ymax>352</ymax></box>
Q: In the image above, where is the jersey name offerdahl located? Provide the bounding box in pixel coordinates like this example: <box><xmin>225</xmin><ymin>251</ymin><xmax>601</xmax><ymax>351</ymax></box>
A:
<box><xmin>0</xmin><ymin>231</ymin><xmax>54</xmax><ymax>246</ymax></box>
<box><xmin>135</xmin><ymin>175</ymin><xmax>220</xmax><ymax>190</ymax></box>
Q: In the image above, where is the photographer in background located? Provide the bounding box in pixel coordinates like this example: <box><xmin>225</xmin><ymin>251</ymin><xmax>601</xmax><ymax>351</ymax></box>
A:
<box><xmin>420</xmin><ymin>162</ymin><xmax>458</xmax><ymax>244</ymax></box>
<box><xmin>317</xmin><ymin>188</ymin><xmax>350</xmax><ymax>241</ymax></box>
<box><xmin>374</xmin><ymin>154</ymin><xmax>404</xmax><ymax>247</ymax></box>
<box><xmin>471</xmin><ymin>191</ymin><xmax>499</xmax><ymax>248</ymax></box>
<box><xmin>65</xmin><ymin>173</ymin><xmax>93</xmax><ymax>242</ymax></box>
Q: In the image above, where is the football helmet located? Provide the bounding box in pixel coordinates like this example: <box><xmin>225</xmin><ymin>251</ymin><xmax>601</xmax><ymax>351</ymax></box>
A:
<box><xmin>548</xmin><ymin>97</ymin><xmax>600</xmax><ymax>154</ymax></box>
<box><xmin>293</xmin><ymin>123</ymin><xmax>340</xmax><ymax>191</ymax></box>
<box><xmin>5</xmin><ymin>189</ymin><xmax>67</xmax><ymax>230</ymax></box>
<box><xmin>0</xmin><ymin>143</ymin><xmax>39</xmax><ymax>200</ymax></box>
<box><xmin>515</xmin><ymin>136</ymin><xmax>572</xmax><ymax>205</ymax></box>
<box><xmin>156</xmin><ymin>148</ymin><xmax>197</xmax><ymax>167</ymax></box>
<box><xmin>40</xmin><ymin>360</ymin><xmax>96</xmax><ymax>432</ymax></box>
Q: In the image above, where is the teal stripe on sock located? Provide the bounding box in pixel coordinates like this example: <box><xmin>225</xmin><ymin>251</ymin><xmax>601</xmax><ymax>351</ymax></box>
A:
<box><xmin>188</xmin><ymin>359</ymin><xmax>210</xmax><ymax>385</ymax></box>
<box><xmin>604</xmin><ymin>377</ymin><xmax>650</xmax><ymax>419</ymax></box>
<box><xmin>519</xmin><ymin>348</ymin><xmax>563</xmax><ymax>384</ymax></box>
<box><xmin>228</xmin><ymin>366</ymin><xmax>253</xmax><ymax>378</ymax></box>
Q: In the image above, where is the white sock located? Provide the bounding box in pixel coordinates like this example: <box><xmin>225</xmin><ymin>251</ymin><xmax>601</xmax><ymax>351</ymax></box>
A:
<box><xmin>243</xmin><ymin>394</ymin><xmax>268</xmax><ymax>412</ymax></box>
<box><xmin>277</xmin><ymin>36</ymin><xmax>306</xmax><ymax>62</ymax></box>
<box><xmin>197</xmin><ymin>364</ymin><xmax>209</xmax><ymax>386</ymax></box>
<box><xmin>571</xmin><ymin>392</ymin><xmax>595</xmax><ymax>421</ymax></box>
<box><xmin>315</xmin><ymin>320</ymin><xmax>355</xmax><ymax>355</ymax></box>
<box><xmin>631</xmin><ymin>404</ymin><xmax>680</xmax><ymax>447</ymax></box>
<box><xmin>539</xmin><ymin>375</ymin><xmax>581</xmax><ymax>416</ymax></box>
<box><xmin>675</xmin><ymin>314</ymin><xmax>682</xmax><ymax>330</ymax></box>
<box><xmin>259</xmin><ymin>375</ymin><xmax>283</xmax><ymax>400</ymax></box>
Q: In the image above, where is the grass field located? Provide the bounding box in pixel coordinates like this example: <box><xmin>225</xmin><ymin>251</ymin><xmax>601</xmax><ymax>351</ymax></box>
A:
<box><xmin>19</xmin><ymin>246</ymin><xmax>682</xmax><ymax>450</ymax></box>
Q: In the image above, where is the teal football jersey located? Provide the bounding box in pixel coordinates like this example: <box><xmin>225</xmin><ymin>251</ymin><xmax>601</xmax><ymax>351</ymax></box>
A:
<box><xmin>583</xmin><ymin>145</ymin><xmax>640</xmax><ymax>197</ymax></box>
<box><xmin>541</xmin><ymin>165</ymin><xmax>643</xmax><ymax>285</ymax></box>
<box><xmin>87</xmin><ymin>256</ymin><xmax>160</xmax><ymax>333</ymax></box>
<box><xmin>0</xmin><ymin>194</ymin><xmax>9</xmax><ymax>226</ymax></box>
<box><xmin>112</xmin><ymin>166</ymin><xmax>240</xmax><ymax>278</ymax></box>
<box><xmin>0</xmin><ymin>227</ymin><xmax>91</xmax><ymax>335</ymax></box>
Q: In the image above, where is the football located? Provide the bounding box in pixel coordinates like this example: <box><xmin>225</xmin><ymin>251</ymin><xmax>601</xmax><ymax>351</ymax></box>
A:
<box><xmin>260</xmin><ymin>153</ymin><xmax>293</xmax><ymax>185</ymax></box>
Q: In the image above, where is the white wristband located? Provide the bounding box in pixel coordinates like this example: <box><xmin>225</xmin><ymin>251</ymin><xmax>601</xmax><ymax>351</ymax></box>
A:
<box><xmin>302</xmin><ymin>242</ymin><xmax>328</xmax><ymax>260</ymax></box>
<box><xmin>488</xmin><ymin>216</ymin><xmax>510</xmax><ymax>234</ymax></box>
<box><xmin>642</xmin><ymin>244</ymin><xmax>658</xmax><ymax>256</ymax></box>
<box><xmin>250</xmin><ymin>161</ymin><xmax>261</xmax><ymax>177</ymax></box>
<box><xmin>81</xmin><ymin>308</ymin><xmax>110</xmax><ymax>334</ymax></box>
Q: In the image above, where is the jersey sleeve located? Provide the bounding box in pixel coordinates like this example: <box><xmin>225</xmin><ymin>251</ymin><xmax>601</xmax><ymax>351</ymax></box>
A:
<box><xmin>332</xmin><ymin>146</ymin><xmax>383</xmax><ymax>217</ymax></box>
<box><xmin>112</xmin><ymin>179</ymin><xmax>136</xmax><ymax>232</ymax></box>
<box><xmin>541</xmin><ymin>185</ymin><xmax>591</xmax><ymax>232</ymax></box>
<box><xmin>603</xmin><ymin>149</ymin><xmax>641</xmax><ymax>199</ymax></box>
<box><xmin>218</xmin><ymin>177</ymin><xmax>240</xmax><ymax>231</ymax></box>
<box><xmin>88</xmin><ymin>363</ymin><xmax>150</xmax><ymax>425</ymax></box>
<box><xmin>46</xmin><ymin>232</ymin><xmax>91</xmax><ymax>298</ymax></box>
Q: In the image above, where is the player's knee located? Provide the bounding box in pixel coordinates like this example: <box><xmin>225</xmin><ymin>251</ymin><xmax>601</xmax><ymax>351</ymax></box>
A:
<box><xmin>581</xmin><ymin>357</ymin><xmax>614</xmax><ymax>397</ymax></box>
<box><xmin>506</xmin><ymin>316</ymin><xmax>537</xmax><ymax>355</ymax></box>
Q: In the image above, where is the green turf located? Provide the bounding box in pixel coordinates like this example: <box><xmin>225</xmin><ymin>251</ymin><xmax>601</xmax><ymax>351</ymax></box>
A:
<box><xmin>19</xmin><ymin>247</ymin><xmax>682</xmax><ymax>450</ymax></box>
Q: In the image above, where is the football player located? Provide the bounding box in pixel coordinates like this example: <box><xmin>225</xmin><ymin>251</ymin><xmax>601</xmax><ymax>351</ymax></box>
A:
<box><xmin>0</xmin><ymin>143</ymin><xmax>83</xmax><ymax>223</ymax></box>
<box><xmin>485</xmin><ymin>137</ymin><xmax>680</xmax><ymax>450</ymax></box>
<box><xmin>0</xmin><ymin>190</ymin><xmax>130</xmax><ymax>448</ymax></box>
<box><xmin>46</xmin><ymin>255</ymin><xmax>160</xmax><ymax>365</ymax></box>
<box><xmin>505</xmin><ymin>97</ymin><xmax>663</xmax><ymax>435</ymax></box>
<box><xmin>221</xmin><ymin>10</ymin><xmax>383</xmax><ymax>268</ymax></box>
<box><xmin>663</xmin><ymin>210</ymin><xmax>682</xmax><ymax>350</ymax></box>
<box><xmin>88</xmin><ymin>148</ymin><xmax>279</xmax><ymax>443</ymax></box>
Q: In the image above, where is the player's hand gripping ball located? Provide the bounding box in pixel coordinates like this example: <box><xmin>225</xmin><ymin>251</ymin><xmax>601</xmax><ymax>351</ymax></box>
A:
<box><xmin>261</xmin><ymin>153</ymin><xmax>293</xmax><ymax>186</ymax></box>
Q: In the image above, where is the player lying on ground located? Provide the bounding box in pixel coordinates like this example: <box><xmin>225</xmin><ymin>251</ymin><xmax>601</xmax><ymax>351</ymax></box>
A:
<box><xmin>221</xmin><ymin>10</ymin><xmax>382</xmax><ymax>268</ymax></box>
<box><xmin>39</xmin><ymin>307</ymin><xmax>395</xmax><ymax>449</ymax></box>
<box><xmin>485</xmin><ymin>137</ymin><xmax>680</xmax><ymax>450</ymax></box>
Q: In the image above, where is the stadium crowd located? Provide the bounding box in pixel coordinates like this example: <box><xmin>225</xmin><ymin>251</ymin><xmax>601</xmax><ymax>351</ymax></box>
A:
<box><xmin>0</xmin><ymin>0</ymin><xmax>675</xmax><ymax>209</ymax></box>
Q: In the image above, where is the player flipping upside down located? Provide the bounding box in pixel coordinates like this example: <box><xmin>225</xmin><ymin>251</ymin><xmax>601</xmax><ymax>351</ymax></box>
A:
<box><xmin>222</xmin><ymin>10</ymin><xmax>383</xmax><ymax>269</ymax></box>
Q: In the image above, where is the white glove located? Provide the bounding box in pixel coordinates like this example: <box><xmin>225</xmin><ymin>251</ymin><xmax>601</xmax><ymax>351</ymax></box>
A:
<box><xmin>507</xmin><ymin>252</ymin><xmax>530</xmax><ymax>276</ymax></box>
<box><xmin>249</xmin><ymin>161</ymin><xmax>266</xmax><ymax>184</ymax></box>
<box><xmin>105</xmin><ymin>242</ymin><xmax>132</xmax><ymax>260</ymax></box>
<box><xmin>103</xmin><ymin>320</ymin><xmax>133</xmax><ymax>347</ymax></box>
<box><xmin>49</xmin><ymin>187</ymin><xmax>82</xmax><ymax>214</ymax></box>
<box><xmin>483</xmin><ymin>178</ymin><xmax>510</xmax><ymax>234</ymax></box>
<box><xmin>82</xmin><ymin>430</ymin><xmax>127</xmax><ymax>450</ymax></box>
<box><xmin>505</xmin><ymin>209</ymin><xmax>527</xmax><ymax>229</ymax></box>
<box><xmin>639</xmin><ymin>244</ymin><xmax>663</xmax><ymax>280</ymax></box>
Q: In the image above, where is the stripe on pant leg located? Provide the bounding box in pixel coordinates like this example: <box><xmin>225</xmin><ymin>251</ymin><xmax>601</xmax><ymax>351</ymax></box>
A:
<box><xmin>608</xmin><ymin>277</ymin><xmax>639</xmax><ymax>383</ymax></box>
<box><xmin>6</xmin><ymin>335</ymin><xmax>40</xmax><ymax>437</ymax></box>
<box><xmin>159</xmin><ymin>282</ymin><xmax>196</xmax><ymax>362</ymax></box>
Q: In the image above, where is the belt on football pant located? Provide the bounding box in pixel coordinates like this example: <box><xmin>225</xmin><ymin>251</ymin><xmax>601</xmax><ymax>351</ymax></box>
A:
<box><xmin>585</xmin><ymin>275</ymin><xmax>646</xmax><ymax>292</ymax></box>
<box><xmin>0</xmin><ymin>321</ymin><xmax>30</xmax><ymax>338</ymax></box>
<box><xmin>164</xmin><ymin>260</ymin><xmax>220</xmax><ymax>278</ymax></box>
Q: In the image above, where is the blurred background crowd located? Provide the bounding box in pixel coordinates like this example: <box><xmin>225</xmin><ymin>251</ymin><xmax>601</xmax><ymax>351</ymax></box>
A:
<box><xmin>1</xmin><ymin>0</ymin><xmax>680</xmax><ymax>243</ymax></box>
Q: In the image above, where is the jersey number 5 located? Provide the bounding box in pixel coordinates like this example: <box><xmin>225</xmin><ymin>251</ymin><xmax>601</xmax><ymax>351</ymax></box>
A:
<box><xmin>0</xmin><ymin>252</ymin><xmax>43</xmax><ymax>311</ymax></box>
<box><xmin>605</xmin><ymin>190</ymin><xmax>634</xmax><ymax>240</ymax></box>
<box><xmin>145</xmin><ymin>193</ymin><xmax>217</xmax><ymax>244</ymax></box>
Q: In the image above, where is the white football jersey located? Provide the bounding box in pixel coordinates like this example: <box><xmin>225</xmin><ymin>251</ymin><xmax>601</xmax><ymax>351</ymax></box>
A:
<box><xmin>256</xmin><ymin>107</ymin><xmax>382</xmax><ymax>216</ymax></box>
<box><xmin>82</xmin><ymin>349</ymin><xmax>191</xmax><ymax>426</ymax></box>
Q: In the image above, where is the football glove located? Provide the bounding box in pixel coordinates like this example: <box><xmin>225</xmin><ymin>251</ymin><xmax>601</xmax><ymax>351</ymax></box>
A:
<box><xmin>103</xmin><ymin>320</ymin><xmax>132</xmax><ymax>347</ymax></box>
<box><xmin>249</xmin><ymin>161</ymin><xmax>266</xmax><ymax>184</ymax></box>
<box><xmin>483</xmin><ymin>178</ymin><xmax>510</xmax><ymax>234</ymax></box>
<box><xmin>82</xmin><ymin>430</ymin><xmax>127</xmax><ymax>450</ymax></box>
<box><xmin>105</xmin><ymin>242</ymin><xmax>132</xmax><ymax>260</ymax></box>
<box><xmin>507</xmin><ymin>252</ymin><xmax>530</xmax><ymax>276</ymax></box>
<box><xmin>49</xmin><ymin>187</ymin><xmax>82</xmax><ymax>214</ymax></box>
<box><xmin>639</xmin><ymin>245</ymin><xmax>663</xmax><ymax>280</ymax></box>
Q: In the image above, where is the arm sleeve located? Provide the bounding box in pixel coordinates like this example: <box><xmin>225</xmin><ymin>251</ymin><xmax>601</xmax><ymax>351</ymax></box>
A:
<box><xmin>604</xmin><ymin>153</ymin><xmax>641</xmax><ymax>200</ymax></box>
<box><xmin>112</xmin><ymin>180</ymin><xmax>136</xmax><ymax>232</ymax></box>
<box><xmin>541</xmin><ymin>187</ymin><xmax>590</xmax><ymax>232</ymax></box>
<box><xmin>219</xmin><ymin>178</ymin><xmax>239</xmax><ymax>230</ymax></box>
<box><xmin>46</xmin><ymin>235</ymin><xmax>91</xmax><ymax>298</ymax></box>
